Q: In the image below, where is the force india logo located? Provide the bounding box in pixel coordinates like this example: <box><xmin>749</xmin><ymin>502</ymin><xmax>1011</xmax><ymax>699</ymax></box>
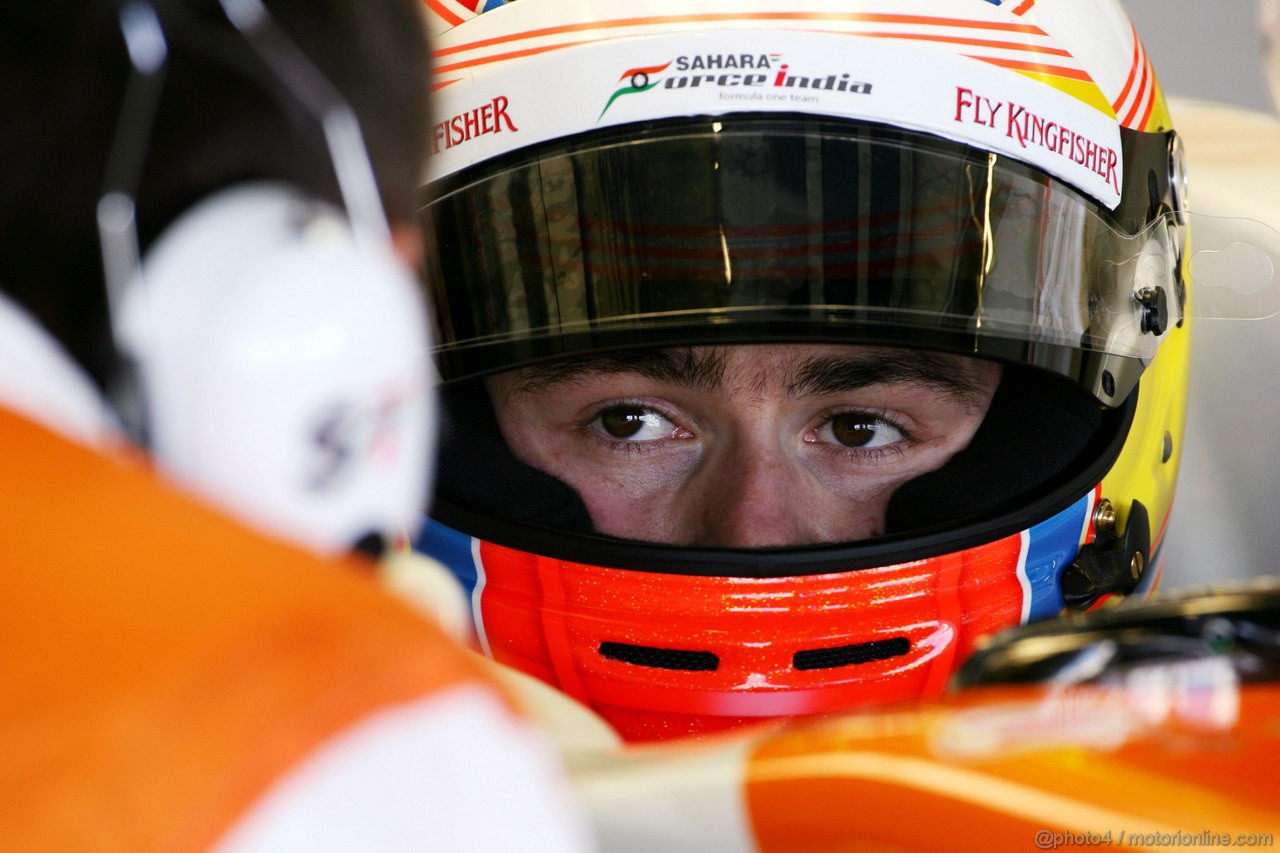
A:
<box><xmin>600</xmin><ymin>52</ymin><xmax>872</xmax><ymax>119</ymax></box>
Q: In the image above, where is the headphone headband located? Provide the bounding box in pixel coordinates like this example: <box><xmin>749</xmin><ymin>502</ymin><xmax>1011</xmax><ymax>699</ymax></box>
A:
<box><xmin>95</xmin><ymin>1</ymin><xmax>436</xmax><ymax>556</ymax></box>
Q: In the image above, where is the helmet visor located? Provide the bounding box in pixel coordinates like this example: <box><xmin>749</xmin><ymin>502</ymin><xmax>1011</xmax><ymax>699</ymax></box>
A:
<box><xmin>424</xmin><ymin>117</ymin><xmax>1181</xmax><ymax>404</ymax></box>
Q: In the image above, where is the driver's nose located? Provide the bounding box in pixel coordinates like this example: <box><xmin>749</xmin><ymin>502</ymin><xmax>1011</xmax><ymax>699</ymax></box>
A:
<box><xmin>686</xmin><ymin>443</ymin><xmax>883</xmax><ymax>548</ymax></box>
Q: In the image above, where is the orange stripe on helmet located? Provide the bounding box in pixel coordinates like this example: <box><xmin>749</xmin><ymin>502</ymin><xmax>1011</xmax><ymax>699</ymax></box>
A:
<box><xmin>1121</xmin><ymin>51</ymin><xmax>1151</xmax><ymax>128</ymax></box>
<box><xmin>437</xmin><ymin>39</ymin><xmax>594</xmax><ymax>75</ymax></box>
<box><xmin>858</xmin><ymin>30</ymin><xmax>1072</xmax><ymax>57</ymax></box>
<box><xmin>426</xmin><ymin>0</ymin><xmax>466</xmax><ymax>28</ymax></box>
<box><xmin>436</xmin><ymin>12</ymin><xmax>1049</xmax><ymax>60</ymax></box>
<box><xmin>963</xmin><ymin>55</ymin><xmax>1094</xmax><ymax>82</ymax></box>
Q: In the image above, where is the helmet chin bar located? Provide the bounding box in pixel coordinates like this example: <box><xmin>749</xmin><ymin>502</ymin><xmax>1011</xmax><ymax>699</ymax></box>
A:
<box><xmin>1061</xmin><ymin>499</ymin><xmax>1151</xmax><ymax>611</ymax></box>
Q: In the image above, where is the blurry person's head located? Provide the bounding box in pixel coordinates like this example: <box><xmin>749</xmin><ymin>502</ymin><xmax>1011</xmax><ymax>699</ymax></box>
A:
<box><xmin>1262</xmin><ymin>0</ymin><xmax>1280</xmax><ymax>112</ymax></box>
<box><xmin>0</xmin><ymin>0</ymin><xmax>436</xmax><ymax>556</ymax></box>
<box><xmin>415</xmin><ymin>0</ymin><xmax>1192</xmax><ymax>741</ymax></box>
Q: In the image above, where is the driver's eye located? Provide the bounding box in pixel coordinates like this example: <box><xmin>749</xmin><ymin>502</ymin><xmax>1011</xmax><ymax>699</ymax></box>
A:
<box><xmin>600</xmin><ymin>406</ymin><xmax>650</xmax><ymax>439</ymax></box>
<box><xmin>829</xmin><ymin>413</ymin><xmax>879</xmax><ymax>447</ymax></box>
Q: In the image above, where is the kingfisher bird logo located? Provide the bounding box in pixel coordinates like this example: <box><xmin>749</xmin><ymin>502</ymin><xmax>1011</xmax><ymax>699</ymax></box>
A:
<box><xmin>599</xmin><ymin>61</ymin><xmax>672</xmax><ymax>119</ymax></box>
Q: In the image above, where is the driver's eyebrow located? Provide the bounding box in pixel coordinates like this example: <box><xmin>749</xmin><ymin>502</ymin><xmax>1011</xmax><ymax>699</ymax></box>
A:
<box><xmin>788</xmin><ymin>351</ymin><xmax>990</xmax><ymax>406</ymax></box>
<box><xmin>504</xmin><ymin>347</ymin><xmax>725</xmax><ymax>396</ymax></box>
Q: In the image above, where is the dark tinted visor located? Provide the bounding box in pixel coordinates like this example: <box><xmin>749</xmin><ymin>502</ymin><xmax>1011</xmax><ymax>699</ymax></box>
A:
<box><xmin>423</xmin><ymin>117</ymin><xmax>1181</xmax><ymax>404</ymax></box>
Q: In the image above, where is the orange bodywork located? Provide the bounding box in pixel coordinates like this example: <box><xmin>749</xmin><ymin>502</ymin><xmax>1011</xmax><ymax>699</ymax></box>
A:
<box><xmin>0</xmin><ymin>409</ymin><xmax>502</xmax><ymax>850</ymax></box>
<box><xmin>746</xmin><ymin>682</ymin><xmax>1280</xmax><ymax>851</ymax></box>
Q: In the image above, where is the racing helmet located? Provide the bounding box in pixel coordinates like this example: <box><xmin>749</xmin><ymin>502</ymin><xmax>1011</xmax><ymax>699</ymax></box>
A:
<box><xmin>416</xmin><ymin>0</ymin><xmax>1193</xmax><ymax>741</ymax></box>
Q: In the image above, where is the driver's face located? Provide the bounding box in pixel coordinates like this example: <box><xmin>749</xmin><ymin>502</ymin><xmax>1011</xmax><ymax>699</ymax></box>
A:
<box><xmin>486</xmin><ymin>344</ymin><xmax>1001</xmax><ymax>548</ymax></box>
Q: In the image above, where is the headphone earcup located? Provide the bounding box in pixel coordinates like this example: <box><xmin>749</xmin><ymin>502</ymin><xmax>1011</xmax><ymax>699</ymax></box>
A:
<box><xmin>118</xmin><ymin>183</ymin><xmax>435</xmax><ymax>555</ymax></box>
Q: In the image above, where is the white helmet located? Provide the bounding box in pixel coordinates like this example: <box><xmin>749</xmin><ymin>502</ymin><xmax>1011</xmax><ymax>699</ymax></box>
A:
<box><xmin>414</xmin><ymin>0</ymin><xmax>1267</xmax><ymax>741</ymax></box>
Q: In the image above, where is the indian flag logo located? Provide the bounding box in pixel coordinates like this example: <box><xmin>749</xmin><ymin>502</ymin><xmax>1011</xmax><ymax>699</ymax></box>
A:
<box><xmin>600</xmin><ymin>61</ymin><xmax>673</xmax><ymax>119</ymax></box>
